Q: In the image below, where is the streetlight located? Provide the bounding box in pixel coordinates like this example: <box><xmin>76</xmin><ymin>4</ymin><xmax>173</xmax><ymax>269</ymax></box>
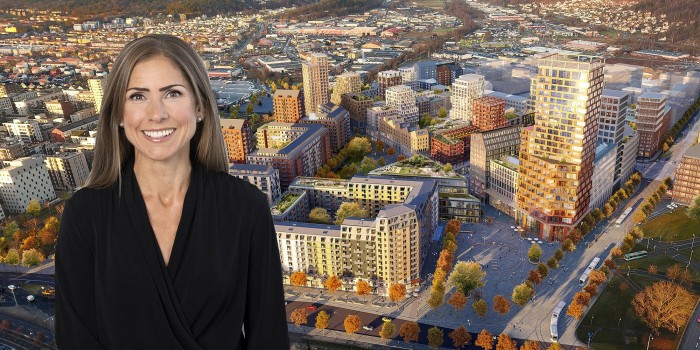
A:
<box><xmin>590</xmin><ymin>316</ymin><xmax>594</xmax><ymax>325</ymax></box>
<box><xmin>688</xmin><ymin>249</ymin><xmax>694</xmax><ymax>268</ymax></box>
<box><xmin>7</xmin><ymin>285</ymin><xmax>17</xmax><ymax>307</ymax></box>
<box><xmin>646</xmin><ymin>334</ymin><xmax>654</xmax><ymax>350</ymax></box>
<box><xmin>618</xmin><ymin>318</ymin><xmax>622</xmax><ymax>327</ymax></box>
<box><xmin>693</xmin><ymin>234</ymin><xmax>696</xmax><ymax>249</ymax></box>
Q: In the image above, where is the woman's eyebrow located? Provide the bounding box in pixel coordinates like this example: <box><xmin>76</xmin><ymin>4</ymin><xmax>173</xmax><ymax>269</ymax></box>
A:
<box><xmin>126</xmin><ymin>84</ymin><xmax>186</xmax><ymax>92</ymax></box>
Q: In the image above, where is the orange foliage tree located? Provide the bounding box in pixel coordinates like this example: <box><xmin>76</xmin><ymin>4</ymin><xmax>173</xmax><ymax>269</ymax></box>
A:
<box><xmin>399</xmin><ymin>321</ymin><xmax>420</xmax><ymax>342</ymax></box>
<box><xmin>388</xmin><ymin>283</ymin><xmax>406</xmax><ymax>302</ymax></box>
<box><xmin>356</xmin><ymin>279</ymin><xmax>371</xmax><ymax>302</ymax></box>
<box><xmin>343</xmin><ymin>315</ymin><xmax>361</xmax><ymax>334</ymax></box>
<box><xmin>290</xmin><ymin>308</ymin><xmax>307</xmax><ymax>326</ymax></box>
<box><xmin>448</xmin><ymin>291</ymin><xmax>468</xmax><ymax>311</ymax></box>
<box><xmin>324</xmin><ymin>275</ymin><xmax>342</xmax><ymax>293</ymax></box>
<box><xmin>475</xmin><ymin>329</ymin><xmax>494</xmax><ymax>350</ymax></box>
<box><xmin>449</xmin><ymin>325</ymin><xmax>471</xmax><ymax>349</ymax></box>
<box><xmin>290</xmin><ymin>271</ymin><xmax>307</xmax><ymax>287</ymax></box>
<box><xmin>493</xmin><ymin>295</ymin><xmax>510</xmax><ymax>315</ymax></box>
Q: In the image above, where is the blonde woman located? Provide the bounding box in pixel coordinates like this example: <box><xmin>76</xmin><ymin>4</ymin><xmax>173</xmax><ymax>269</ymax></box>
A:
<box><xmin>55</xmin><ymin>34</ymin><xmax>289</xmax><ymax>349</ymax></box>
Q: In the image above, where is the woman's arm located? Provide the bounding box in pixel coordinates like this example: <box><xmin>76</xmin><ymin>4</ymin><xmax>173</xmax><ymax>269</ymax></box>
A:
<box><xmin>243</xmin><ymin>191</ymin><xmax>290</xmax><ymax>349</ymax></box>
<box><xmin>55</xmin><ymin>198</ymin><xmax>105</xmax><ymax>349</ymax></box>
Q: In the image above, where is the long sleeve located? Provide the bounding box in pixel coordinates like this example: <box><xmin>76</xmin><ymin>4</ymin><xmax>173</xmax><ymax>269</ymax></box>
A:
<box><xmin>55</xmin><ymin>196</ymin><xmax>105</xmax><ymax>349</ymax></box>
<box><xmin>243</xmin><ymin>191</ymin><xmax>289</xmax><ymax>349</ymax></box>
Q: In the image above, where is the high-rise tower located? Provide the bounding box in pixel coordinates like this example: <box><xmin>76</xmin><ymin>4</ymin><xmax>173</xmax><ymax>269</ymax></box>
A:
<box><xmin>301</xmin><ymin>53</ymin><xmax>330</xmax><ymax>115</ymax></box>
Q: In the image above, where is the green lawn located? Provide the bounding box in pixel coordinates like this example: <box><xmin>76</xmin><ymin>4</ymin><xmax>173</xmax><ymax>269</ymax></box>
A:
<box><xmin>640</xmin><ymin>210</ymin><xmax>700</xmax><ymax>241</ymax></box>
<box><xmin>629</xmin><ymin>274</ymin><xmax>661</xmax><ymax>289</ymax></box>
<box><xmin>680</xmin><ymin>248</ymin><xmax>700</xmax><ymax>264</ymax></box>
<box><xmin>619</xmin><ymin>254</ymin><xmax>679</xmax><ymax>273</ymax></box>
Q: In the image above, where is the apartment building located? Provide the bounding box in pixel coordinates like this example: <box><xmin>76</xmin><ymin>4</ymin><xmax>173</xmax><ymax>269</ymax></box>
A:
<box><xmin>487</xmin><ymin>156</ymin><xmax>520</xmax><ymax>217</ymax></box>
<box><xmin>273</xmin><ymin>89</ymin><xmax>305</xmax><ymax>123</ymax></box>
<box><xmin>377</xmin><ymin>115</ymin><xmax>430</xmax><ymax>155</ymax></box>
<box><xmin>340</xmin><ymin>93</ymin><xmax>373</xmax><ymax>133</ymax></box>
<box><xmin>430</xmin><ymin>124</ymin><xmax>480</xmax><ymax>166</ymax></box>
<box><xmin>331</xmin><ymin>72</ymin><xmax>361</xmax><ymax>105</ymax></box>
<box><xmin>451</xmin><ymin>74</ymin><xmax>485</xmax><ymax>124</ymax></box>
<box><xmin>220</xmin><ymin>118</ymin><xmax>253</xmax><ymax>164</ymax></box>
<box><xmin>0</xmin><ymin>157</ymin><xmax>56</xmax><ymax>214</ymax></box>
<box><xmin>4</xmin><ymin>118</ymin><xmax>43</xmax><ymax>143</ymax></box>
<box><xmin>300</xmin><ymin>103</ymin><xmax>351</xmax><ymax>153</ymax></box>
<box><xmin>229</xmin><ymin>163</ymin><xmax>281</xmax><ymax>205</ymax></box>
<box><xmin>672</xmin><ymin>143</ymin><xmax>700</xmax><ymax>205</ymax></box>
<box><xmin>88</xmin><ymin>78</ymin><xmax>105</xmax><ymax>114</ymax></box>
<box><xmin>636</xmin><ymin>92</ymin><xmax>670</xmax><ymax>158</ymax></box>
<box><xmin>385</xmin><ymin>85</ymin><xmax>419</xmax><ymax>125</ymax></box>
<box><xmin>598</xmin><ymin>89</ymin><xmax>631</xmax><ymax>182</ymax></box>
<box><xmin>301</xmin><ymin>53</ymin><xmax>330</xmax><ymax>115</ymax></box>
<box><xmin>589</xmin><ymin>143</ymin><xmax>616</xmax><ymax>210</ymax></box>
<box><xmin>377</xmin><ymin>70</ymin><xmax>402</xmax><ymax>99</ymax></box>
<box><xmin>472</xmin><ymin>96</ymin><xmax>508</xmax><ymax>131</ymax></box>
<box><xmin>44</xmin><ymin>152</ymin><xmax>90</xmax><ymax>191</ymax></box>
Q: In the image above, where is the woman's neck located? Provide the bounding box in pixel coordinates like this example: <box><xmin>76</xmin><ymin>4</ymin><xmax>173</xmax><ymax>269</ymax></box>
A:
<box><xmin>133</xmin><ymin>156</ymin><xmax>192</xmax><ymax>201</ymax></box>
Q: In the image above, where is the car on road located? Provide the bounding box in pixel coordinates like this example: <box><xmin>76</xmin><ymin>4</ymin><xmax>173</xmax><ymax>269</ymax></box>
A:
<box><xmin>306</xmin><ymin>305</ymin><xmax>317</xmax><ymax>311</ymax></box>
<box><xmin>382</xmin><ymin>317</ymin><xmax>392</xmax><ymax>323</ymax></box>
<box><xmin>362</xmin><ymin>325</ymin><xmax>374</xmax><ymax>331</ymax></box>
<box><xmin>26</xmin><ymin>295</ymin><xmax>34</xmax><ymax>302</ymax></box>
<box><xmin>412</xmin><ymin>292</ymin><xmax>419</xmax><ymax>298</ymax></box>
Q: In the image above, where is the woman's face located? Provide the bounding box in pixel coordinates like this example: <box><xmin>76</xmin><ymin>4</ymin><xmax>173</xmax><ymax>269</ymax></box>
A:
<box><xmin>122</xmin><ymin>55</ymin><xmax>198</xmax><ymax>166</ymax></box>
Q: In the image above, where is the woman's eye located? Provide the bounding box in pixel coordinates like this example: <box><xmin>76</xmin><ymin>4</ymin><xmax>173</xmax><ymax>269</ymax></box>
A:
<box><xmin>128</xmin><ymin>94</ymin><xmax>145</xmax><ymax>101</ymax></box>
<box><xmin>167</xmin><ymin>90</ymin><xmax>182</xmax><ymax>98</ymax></box>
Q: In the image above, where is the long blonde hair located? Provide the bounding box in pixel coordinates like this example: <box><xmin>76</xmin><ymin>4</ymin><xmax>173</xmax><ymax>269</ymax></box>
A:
<box><xmin>85</xmin><ymin>34</ymin><xmax>228</xmax><ymax>189</ymax></box>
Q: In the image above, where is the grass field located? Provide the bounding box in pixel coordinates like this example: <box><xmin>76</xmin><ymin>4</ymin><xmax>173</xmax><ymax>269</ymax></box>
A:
<box><xmin>640</xmin><ymin>210</ymin><xmax>700</xmax><ymax>241</ymax></box>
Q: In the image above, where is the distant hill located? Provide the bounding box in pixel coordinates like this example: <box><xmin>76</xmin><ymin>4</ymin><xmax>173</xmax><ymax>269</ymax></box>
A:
<box><xmin>278</xmin><ymin>0</ymin><xmax>383</xmax><ymax>20</ymax></box>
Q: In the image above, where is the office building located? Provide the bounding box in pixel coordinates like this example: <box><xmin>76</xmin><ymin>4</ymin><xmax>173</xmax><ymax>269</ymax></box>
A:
<box><xmin>451</xmin><ymin>74</ymin><xmax>485</xmax><ymax>124</ymax></box>
<box><xmin>472</xmin><ymin>96</ymin><xmax>507</xmax><ymax>131</ymax></box>
<box><xmin>469</xmin><ymin>126</ymin><xmax>522</xmax><ymax>200</ymax></box>
<box><xmin>220</xmin><ymin>118</ymin><xmax>253</xmax><ymax>164</ymax></box>
<box><xmin>516</xmin><ymin>54</ymin><xmax>604</xmax><ymax>241</ymax></box>
<box><xmin>0</xmin><ymin>157</ymin><xmax>56</xmax><ymax>214</ymax></box>
<box><xmin>229</xmin><ymin>163</ymin><xmax>281</xmax><ymax>205</ymax></box>
<box><xmin>487</xmin><ymin>156</ymin><xmax>520</xmax><ymax>217</ymax></box>
<box><xmin>301</xmin><ymin>53</ymin><xmax>330</xmax><ymax>115</ymax></box>
<box><xmin>273</xmin><ymin>90</ymin><xmax>305</xmax><ymax>123</ymax></box>
<box><xmin>636</xmin><ymin>92</ymin><xmax>671</xmax><ymax>158</ymax></box>
<box><xmin>44</xmin><ymin>152</ymin><xmax>90</xmax><ymax>191</ymax></box>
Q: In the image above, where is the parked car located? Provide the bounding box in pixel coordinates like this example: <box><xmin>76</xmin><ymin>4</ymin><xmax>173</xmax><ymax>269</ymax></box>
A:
<box><xmin>306</xmin><ymin>305</ymin><xmax>317</xmax><ymax>311</ymax></box>
<box><xmin>26</xmin><ymin>295</ymin><xmax>34</xmax><ymax>302</ymax></box>
<box><xmin>362</xmin><ymin>325</ymin><xmax>374</xmax><ymax>331</ymax></box>
<box><xmin>382</xmin><ymin>317</ymin><xmax>392</xmax><ymax>323</ymax></box>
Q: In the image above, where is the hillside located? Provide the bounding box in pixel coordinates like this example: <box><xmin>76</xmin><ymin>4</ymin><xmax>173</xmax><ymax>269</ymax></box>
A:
<box><xmin>278</xmin><ymin>0</ymin><xmax>383</xmax><ymax>20</ymax></box>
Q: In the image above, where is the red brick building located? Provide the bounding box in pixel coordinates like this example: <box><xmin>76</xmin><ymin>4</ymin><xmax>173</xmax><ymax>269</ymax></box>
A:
<box><xmin>472</xmin><ymin>96</ymin><xmax>507</xmax><ymax>131</ymax></box>
<box><xmin>274</xmin><ymin>89</ymin><xmax>305</xmax><ymax>123</ymax></box>
<box><xmin>220</xmin><ymin>118</ymin><xmax>253</xmax><ymax>164</ymax></box>
<box><xmin>430</xmin><ymin>125</ymin><xmax>480</xmax><ymax>165</ymax></box>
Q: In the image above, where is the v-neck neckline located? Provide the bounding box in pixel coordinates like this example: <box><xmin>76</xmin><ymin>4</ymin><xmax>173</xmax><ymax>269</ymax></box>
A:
<box><xmin>130</xmin><ymin>160</ymin><xmax>198</xmax><ymax>279</ymax></box>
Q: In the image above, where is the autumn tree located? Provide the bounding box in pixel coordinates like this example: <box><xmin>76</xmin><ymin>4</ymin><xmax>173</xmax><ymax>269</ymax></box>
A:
<box><xmin>611</xmin><ymin>246</ymin><xmax>622</xmax><ymax>258</ymax></box>
<box><xmin>309</xmin><ymin>207</ymin><xmax>332</xmax><ymax>224</ymax></box>
<box><xmin>647</xmin><ymin>265</ymin><xmax>658</xmax><ymax>274</ymax></box>
<box><xmin>588</xmin><ymin>270</ymin><xmax>607</xmax><ymax>286</ymax></box>
<box><xmin>315</xmin><ymin>310</ymin><xmax>330</xmax><ymax>329</ymax></box>
<box><xmin>446</xmin><ymin>219</ymin><xmax>461</xmax><ymax>235</ymax></box>
<box><xmin>527</xmin><ymin>269</ymin><xmax>543</xmax><ymax>285</ymax></box>
<box><xmin>344</xmin><ymin>315</ymin><xmax>361</xmax><ymax>334</ymax></box>
<box><xmin>428</xmin><ymin>289</ymin><xmax>445</xmax><ymax>308</ymax></box>
<box><xmin>496</xmin><ymin>333</ymin><xmax>517</xmax><ymax>350</ymax></box>
<box><xmin>449</xmin><ymin>325</ymin><xmax>471</xmax><ymax>349</ymax></box>
<box><xmin>380</xmin><ymin>321</ymin><xmax>395</xmax><ymax>339</ymax></box>
<box><xmin>399</xmin><ymin>321</ymin><xmax>420</xmax><ymax>342</ymax></box>
<box><xmin>520</xmin><ymin>340</ymin><xmax>540</xmax><ymax>350</ymax></box>
<box><xmin>554</xmin><ymin>248</ymin><xmax>564</xmax><ymax>261</ymax></box>
<box><xmin>633</xmin><ymin>281</ymin><xmax>695</xmax><ymax>335</ymax></box>
<box><xmin>290</xmin><ymin>271</ymin><xmax>307</xmax><ymax>287</ymax></box>
<box><xmin>584</xmin><ymin>283</ymin><xmax>599</xmax><ymax>297</ymax></box>
<box><xmin>512</xmin><ymin>282</ymin><xmax>534</xmax><ymax>307</ymax></box>
<box><xmin>290</xmin><ymin>308</ymin><xmax>307</xmax><ymax>327</ymax></box>
<box><xmin>437</xmin><ymin>249</ymin><xmax>455</xmax><ymax>274</ymax></box>
<box><xmin>388</xmin><ymin>283</ymin><xmax>406</xmax><ymax>302</ymax></box>
<box><xmin>493</xmin><ymin>295</ymin><xmax>510</xmax><ymax>315</ymax></box>
<box><xmin>323</xmin><ymin>275</ymin><xmax>342</xmax><ymax>293</ymax></box>
<box><xmin>688</xmin><ymin>195</ymin><xmax>700</xmax><ymax>220</ymax></box>
<box><xmin>2</xmin><ymin>222</ymin><xmax>18</xmax><ymax>243</ymax></box>
<box><xmin>619</xmin><ymin>282</ymin><xmax>629</xmax><ymax>295</ymax></box>
<box><xmin>603</xmin><ymin>203</ymin><xmax>614</xmax><ymax>218</ymax></box>
<box><xmin>334</xmin><ymin>202</ymin><xmax>369</xmax><ymax>224</ymax></box>
<box><xmin>566</xmin><ymin>301</ymin><xmax>584</xmax><ymax>320</ymax></box>
<box><xmin>386</xmin><ymin>146</ymin><xmax>396</xmax><ymax>157</ymax></box>
<box><xmin>356</xmin><ymin>279</ymin><xmax>371</xmax><ymax>302</ymax></box>
<box><xmin>561</xmin><ymin>238</ymin><xmax>575</xmax><ymax>252</ymax></box>
<box><xmin>537</xmin><ymin>262</ymin><xmax>548</xmax><ymax>278</ymax></box>
<box><xmin>21</xmin><ymin>236</ymin><xmax>40</xmax><ymax>251</ymax></box>
<box><xmin>603</xmin><ymin>259</ymin><xmax>616</xmax><ymax>270</ymax></box>
<box><xmin>473</xmin><ymin>299</ymin><xmax>488</xmax><ymax>317</ymax></box>
<box><xmin>475</xmin><ymin>329</ymin><xmax>494</xmax><ymax>350</ymax></box>
<box><xmin>26</xmin><ymin>199</ymin><xmax>41</xmax><ymax>216</ymax></box>
<box><xmin>574</xmin><ymin>291</ymin><xmax>592</xmax><ymax>307</ymax></box>
<box><xmin>427</xmin><ymin>326</ymin><xmax>444</xmax><ymax>350</ymax></box>
<box><xmin>448</xmin><ymin>291</ymin><xmax>468</xmax><ymax>311</ymax></box>
<box><xmin>21</xmin><ymin>249</ymin><xmax>44</xmax><ymax>267</ymax></box>
<box><xmin>528</xmin><ymin>243</ymin><xmax>542</xmax><ymax>262</ymax></box>
<box><xmin>547</xmin><ymin>343</ymin><xmax>563</xmax><ymax>350</ymax></box>
<box><xmin>449</xmin><ymin>261</ymin><xmax>486</xmax><ymax>296</ymax></box>
<box><xmin>666</xmin><ymin>263</ymin><xmax>682</xmax><ymax>281</ymax></box>
<box><xmin>3</xmin><ymin>249</ymin><xmax>19</xmax><ymax>267</ymax></box>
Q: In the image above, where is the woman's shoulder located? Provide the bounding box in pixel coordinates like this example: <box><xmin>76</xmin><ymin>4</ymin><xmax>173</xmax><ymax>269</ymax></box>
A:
<box><xmin>65</xmin><ymin>185</ymin><xmax>115</xmax><ymax>212</ymax></box>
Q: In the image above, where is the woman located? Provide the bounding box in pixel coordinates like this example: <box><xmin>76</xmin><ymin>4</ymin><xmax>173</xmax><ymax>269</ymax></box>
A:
<box><xmin>55</xmin><ymin>34</ymin><xmax>290</xmax><ymax>349</ymax></box>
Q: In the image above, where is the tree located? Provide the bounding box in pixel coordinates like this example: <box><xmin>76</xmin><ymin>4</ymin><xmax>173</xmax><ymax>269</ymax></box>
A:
<box><xmin>547</xmin><ymin>344</ymin><xmax>563</xmax><ymax>350</ymax></box>
<box><xmin>444</xmin><ymin>163</ymin><xmax>453</xmax><ymax>172</ymax></box>
<box><xmin>603</xmin><ymin>203</ymin><xmax>614</xmax><ymax>218</ymax></box>
<box><xmin>388</xmin><ymin>283</ymin><xmax>406</xmax><ymax>302</ymax></box>
<box><xmin>449</xmin><ymin>261</ymin><xmax>486</xmax><ymax>295</ymax></box>
<box><xmin>4</xmin><ymin>249</ymin><xmax>19</xmax><ymax>267</ymax></box>
<box><xmin>446</xmin><ymin>219</ymin><xmax>461</xmax><ymax>235</ymax></box>
<box><xmin>633</xmin><ymin>281</ymin><xmax>694</xmax><ymax>335</ymax></box>
<box><xmin>344</xmin><ymin>315</ymin><xmax>361</xmax><ymax>334</ymax></box>
<box><xmin>386</xmin><ymin>146</ymin><xmax>396</xmax><ymax>157</ymax></box>
<box><xmin>375</xmin><ymin>140</ymin><xmax>385</xmax><ymax>153</ymax></box>
<box><xmin>561</xmin><ymin>238</ymin><xmax>575</xmax><ymax>252</ymax></box>
<box><xmin>554</xmin><ymin>249</ymin><xmax>564</xmax><ymax>261</ymax></box>
<box><xmin>309</xmin><ymin>207</ymin><xmax>332</xmax><ymax>224</ymax></box>
<box><xmin>315</xmin><ymin>310</ymin><xmax>330</xmax><ymax>329</ymax></box>
<box><xmin>566</xmin><ymin>301</ymin><xmax>584</xmax><ymax>319</ymax></box>
<box><xmin>437</xmin><ymin>106</ymin><xmax>448</xmax><ymax>119</ymax></box>
<box><xmin>428</xmin><ymin>290</ymin><xmax>445</xmax><ymax>308</ymax></box>
<box><xmin>427</xmin><ymin>326</ymin><xmax>444</xmax><ymax>349</ymax></box>
<box><xmin>437</xmin><ymin>249</ymin><xmax>455</xmax><ymax>274</ymax></box>
<box><xmin>592</xmin><ymin>208</ymin><xmax>603</xmax><ymax>222</ymax></box>
<box><xmin>619</xmin><ymin>282</ymin><xmax>629</xmax><ymax>295</ymax></box>
<box><xmin>588</xmin><ymin>270</ymin><xmax>607</xmax><ymax>286</ymax></box>
<box><xmin>334</xmin><ymin>202</ymin><xmax>369</xmax><ymax>225</ymax></box>
<box><xmin>527</xmin><ymin>243</ymin><xmax>542</xmax><ymax>262</ymax></box>
<box><xmin>397</xmin><ymin>154</ymin><xmax>407</xmax><ymax>161</ymax></box>
<box><xmin>496</xmin><ymin>333</ymin><xmax>517</xmax><ymax>350</ymax></box>
<box><xmin>520</xmin><ymin>340</ymin><xmax>540</xmax><ymax>350</ymax></box>
<box><xmin>584</xmin><ymin>283</ymin><xmax>599</xmax><ymax>297</ymax></box>
<box><xmin>399</xmin><ymin>321</ymin><xmax>420</xmax><ymax>342</ymax></box>
<box><xmin>346</xmin><ymin>137</ymin><xmax>372</xmax><ymax>158</ymax></box>
<box><xmin>546</xmin><ymin>257</ymin><xmax>559</xmax><ymax>269</ymax></box>
<box><xmin>2</xmin><ymin>222</ymin><xmax>19</xmax><ymax>242</ymax></box>
<box><xmin>512</xmin><ymin>283</ymin><xmax>534</xmax><ymax>307</ymax></box>
<box><xmin>448</xmin><ymin>291</ymin><xmax>468</xmax><ymax>311</ymax></box>
<box><xmin>378</xmin><ymin>157</ymin><xmax>386</xmax><ymax>166</ymax></box>
<box><xmin>688</xmin><ymin>196</ymin><xmax>700</xmax><ymax>220</ymax></box>
<box><xmin>324</xmin><ymin>275</ymin><xmax>342</xmax><ymax>293</ymax></box>
<box><xmin>26</xmin><ymin>199</ymin><xmax>41</xmax><ymax>216</ymax></box>
<box><xmin>611</xmin><ymin>246</ymin><xmax>622</xmax><ymax>258</ymax></box>
<box><xmin>449</xmin><ymin>325</ymin><xmax>471</xmax><ymax>349</ymax></box>
<box><xmin>473</xmin><ymin>298</ymin><xmax>488</xmax><ymax>317</ymax></box>
<box><xmin>245</xmin><ymin>102</ymin><xmax>254</xmax><ymax>115</ymax></box>
<box><xmin>493</xmin><ymin>295</ymin><xmax>510</xmax><ymax>315</ymax></box>
<box><xmin>21</xmin><ymin>236</ymin><xmax>40</xmax><ymax>251</ymax></box>
<box><xmin>380</xmin><ymin>321</ymin><xmax>395</xmax><ymax>339</ymax></box>
<box><xmin>290</xmin><ymin>308</ymin><xmax>307</xmax><ymax>327</ymax></box>
<box><xmin>574</xmin><ymin>291</ymin><xmax>591</xmax><ymax>307</ymax></box>
<box><xmin>356</xmin><ymin>279</ymin><xmax>371</xmax><ymax>302</ymax></box>
<box><xmin>537</xmin><ymin>262</ymin><xmax>548</xmax><ymax>278</ymax></box>
<box><xmin>475</xmin><ymin>329</ymin><xmax>494</xmax><ymax>350</ymax></box>
<box><xmin>21</xmin><ymin>249</ymin><xmax>44</xmax><ymax>268</ymax></box>
<box><xmin>290</xmin><ymin>271</ymin><xmax>307</xmax><ymax>287</ymax></box>
<box><xmin>527</xmin><ymin>269</ymin><xmax>543</xmax><ymax>285</ymax></box>
<box><xmin>667</xmin><ymin>264</ymin><xmax>682</xmax><ymax>281</ymax></box>
<box><xmin>358</xmin><ymin>156</ymin><xmax>378</xmax><ymax>174</ymax></box>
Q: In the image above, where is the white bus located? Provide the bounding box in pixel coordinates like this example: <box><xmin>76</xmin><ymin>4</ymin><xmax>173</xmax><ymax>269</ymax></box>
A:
<box><xmin>615</xmin><ymin>207</ymin><xmax>633</xmax><ymax>227</ymax></box>
<box><xmin>550</xmin><ymin>301</ymin><xmax>566</xmax><ymax>341</ymax></box>
<box><xmin>578</xmin><ymin>257</ymin><xmax>601</xmax><ymax>285</ymax></box>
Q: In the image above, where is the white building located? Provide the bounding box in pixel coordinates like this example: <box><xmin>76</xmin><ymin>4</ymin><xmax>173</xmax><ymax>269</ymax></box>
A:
<box><xmin>385</xmin><ymin>85</ymin><xmax>419</xmax><ymax>124</ymax></box>
<box><xmin>0</xmin><ymin>157</ymin><xmax>56</xmax><ymax>214</ymax></box>
<box><xmin>44</xmin><ymin>152</ymin><xmax>90</xmax><ymax>191</ymax></box>
<box><xmin>484</xmin><ymin>90</ymin><xmax>529</xmax><ymax>116</ymax></box>
<box><xmin>598</xmin><ymin>89</ymin><xmax>631</xmax><ymax>183</ymax></box>
<box><xmin>88</xmin><ymin>78</ymin><xmax>105</xmax><ymax>114</ymax></box>
<box><xmin>451</xmin><ymin>74</ymin><xmax>485</xmax><ymax>124</ymax></box>
<box><xmin>229</xmin><ymin>163</ymin><xmax>281</xmax><ymax>205</ymax></box>
<box><xmin>399</xmin><ymin>66</ymin><xmax>418</xmax><ymax>90</ymax></box>
<box><xmin>366</xmin><ymin>106</ymin><xmax>399</xmax><ymax>134</ymax></box>
<box><xmin>3</xmin><ymin>118</ymin><xmax>43</xmax><ymax>143</ymax></box>
<box><xmin>486</xmin><ymin>156</ymin><xmax>519</xmax><ymax>218</ymax></box>
<box><xmin>590</xmin><ymin>143</ymin><xmax>616</xmax><ymax>211</ymax></box>
<box><xmin>620</xmin><ymin>123</ymin><xmax>640</xmax><ymax>184</ymax></box>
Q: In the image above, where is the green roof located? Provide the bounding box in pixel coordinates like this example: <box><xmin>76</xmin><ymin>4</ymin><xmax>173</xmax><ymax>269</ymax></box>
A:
<box><xmin>271</xmin><ymin>192</ymin><xmax>302</xmax><ymax>215</ymax></box>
